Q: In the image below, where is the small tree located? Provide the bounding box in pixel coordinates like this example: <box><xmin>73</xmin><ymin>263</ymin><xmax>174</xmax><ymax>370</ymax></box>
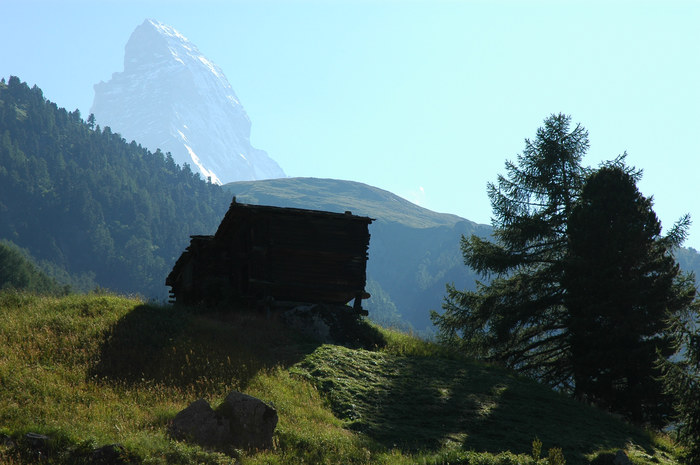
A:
<box><xmin>565</xmin><ymin>166</ymin><xmax>695</xmax><ymax>425</ymax></box>
<box><xmin>658</xmin><ymin>303</ymin><xmax>700</xmax><ymax>464</ymax></box>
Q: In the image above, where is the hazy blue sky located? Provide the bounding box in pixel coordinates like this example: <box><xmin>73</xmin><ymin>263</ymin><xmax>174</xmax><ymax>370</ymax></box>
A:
<box><xmin>2</xmin><ymin>1</ymin><xmax>699</xmax><ymax>247</ymax></box>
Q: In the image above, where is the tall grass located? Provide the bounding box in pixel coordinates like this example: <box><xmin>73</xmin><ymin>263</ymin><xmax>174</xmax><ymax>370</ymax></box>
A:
<box><xmin>0</xmin><ymin>291</ymin><xmax>684</xmax><ymax>464</ymax></box>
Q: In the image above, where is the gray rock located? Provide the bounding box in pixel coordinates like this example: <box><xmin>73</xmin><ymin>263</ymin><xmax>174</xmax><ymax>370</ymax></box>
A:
<box><xmin>218</xmin><ymin>391</ymin><xmax>278</xmax><ymax>450</ymax></box>
<box><xmin>613</xmin><ymin>450</ymin><xmax>632</xmax><ymax>465</ymax></box>
<box><xmin>282</xmin><ymin>304</ymin><xmax>333</xmax><ymax>342</ymax></box>
<box><xmin>169</xmin><ymin>393</ymin><xmax>277</xmax><ymax>451</ymax></box>
<box><xmin>90</xmin><ymin>443</ymin><xmax>129</xmax><ymax>465</ymax></box>
<box><xmin>168</xmin><ymin>398</ymin><xmax>231</xmax><ymax>447</ymax></box>
<box><xmin>280</xmin><ymin>303</ymin><xmax>385</xmax><ymax>349</ymax></box>
<box><xmin>24</xmin><ymin>432</ymin><xmax>50</xmax><ymax>450</ymax></box>
<box><xmin>1</xmin><ymin>433</ymin><xmax>14</xmax><ymax>448</ymax></box>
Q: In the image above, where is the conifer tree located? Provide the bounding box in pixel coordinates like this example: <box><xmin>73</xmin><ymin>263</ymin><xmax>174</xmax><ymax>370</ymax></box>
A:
<box><xmin>433</xmin><ymin>115</ymin><xmax>697</xmax><ymax>426</ymax></box>
<box><xmin>565</xmin><ymin>166</ymin><xmax>695</xmax><ymax>425</ymax></box>
<box><xmin>658</xmin><ymin>299</ymin><xmax>700</xmax><ymax>463</ymax></box>
<box><xmin>432</xmin><ymin>113</ymin><xmax>589</xmax><ymax>389</ymax></box>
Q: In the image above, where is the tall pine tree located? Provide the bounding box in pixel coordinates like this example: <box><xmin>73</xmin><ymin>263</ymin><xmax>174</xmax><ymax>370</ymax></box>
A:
<box><xmin>565</xmin><ymin>166</ymin><xmax>695</xmax><ymax>425</ymax></box>
<box><xmin>432</xmin><ymin>113</ymin><xmax>589</xmax><ymax>389</ymax></box>
<box><xmin>434</xmin><ymin>115</ymin><xmax>696</xmax><ymax>426</ymax></box>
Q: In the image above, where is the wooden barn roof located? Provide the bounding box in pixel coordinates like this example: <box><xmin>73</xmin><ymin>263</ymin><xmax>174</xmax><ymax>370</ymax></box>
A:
<box><xmin>213</xmin><ymin>198</ymin><xmax>374</xmax><ymax>239</ymax></box>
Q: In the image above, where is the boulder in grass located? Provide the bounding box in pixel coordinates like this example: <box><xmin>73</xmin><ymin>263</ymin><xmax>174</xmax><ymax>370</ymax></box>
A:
<box><xmin>613</xmin><ymin>450</ymin><xmax>632</xmax><ymax>465</ymax></box>
<box><xmin>281</xmin><ymin>303</ymin><xmax>385</xmax><ymax>349</ymax></box>
<box><xmin>218</xmin><ymin>391</ymin><xmax>278</xmax><ymax>450</ymax></box>
<box><xmin>169</xmin><ymin>392</ymin><xmax>277</xmax><ymax>452</ymax></box>
<box><xmin>90</xmin><ymin>443</ymin><xmax>130</xmax><ymax>465</ymax></box>
<box><xmin>168</xmin><ymin>398</ymin><xmax>231</xmax><ymax>448</ymax></box>
<box><xmin>24</xmin><ymin>432</ymin><xmax>50</xmax><ymax>449</ymax></box>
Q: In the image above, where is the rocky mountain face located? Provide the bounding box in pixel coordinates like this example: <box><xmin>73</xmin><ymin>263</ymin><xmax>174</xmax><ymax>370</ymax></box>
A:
<box><xmin>91</xmin><ymin>19</ymin><xmax>285</xmax><ymax>184</ymax></box>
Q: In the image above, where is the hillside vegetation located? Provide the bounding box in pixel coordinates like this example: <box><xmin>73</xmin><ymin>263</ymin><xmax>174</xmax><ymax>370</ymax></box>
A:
<box><xmin>0</xmin><ymin>76</ymin><xmax>231</xmax><ymax>299</ymax></box>
<box><xmin>0</xmin><ymin>240</ymin><xmax>68</xmax><ymax>295</ymax></box>
<box><xmin>0</xmin><ymin>292</ymin><xmax>682</xmax><ymax>465</ymax></box>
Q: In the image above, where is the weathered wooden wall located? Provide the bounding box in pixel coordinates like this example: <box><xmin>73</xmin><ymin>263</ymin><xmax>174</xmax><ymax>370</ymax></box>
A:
<box><xmin>166</xmin><ymin>200</ymin><xmax>373</xmax><ymax>308</ymax></box>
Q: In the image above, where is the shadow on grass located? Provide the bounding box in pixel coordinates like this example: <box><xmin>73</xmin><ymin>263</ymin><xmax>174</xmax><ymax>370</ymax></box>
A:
<box><xmin>376</xmin><ymin>358</ymin><xmax>660</xmax><ymax>464</ymax></box>
<box><xmin>455</xmin><ymin>372</ymin><xmax>661</xmax><ymax>464</ymax></box>
<box><xmin>89</xmin><ymin>303</ymin><xmax>324</xmax><ymax>393</ymax></box>
<box><xmin>299</xmin><ymin>346</ymin><xmax>660</xmax><ymax>465</ymax></box>
<box><xmin>346</xmin><ymin>355</ymin><xmax>513</xmax><ymax>451</ymax></box>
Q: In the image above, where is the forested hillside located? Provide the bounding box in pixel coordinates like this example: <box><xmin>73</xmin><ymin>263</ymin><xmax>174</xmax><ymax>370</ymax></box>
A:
<box><xmin>0</xmin><ymin>240</ymin><xmax>68</xmax><ymax>295</ymax></box>
<box><xmin>0</xmin><ymin>76</ymin><xmax>231</xmax><ymax>298</ymax></box>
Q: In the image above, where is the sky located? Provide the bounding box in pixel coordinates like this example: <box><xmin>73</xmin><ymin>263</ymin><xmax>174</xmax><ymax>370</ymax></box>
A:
<box><xmin>2</xmin><ymin>0</ymin><xmax>700</xmax><ymax>247</ymax></box>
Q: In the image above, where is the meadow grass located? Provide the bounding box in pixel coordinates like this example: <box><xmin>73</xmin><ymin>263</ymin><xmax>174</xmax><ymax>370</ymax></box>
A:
<box><xmin>0</xmin><ymin>291</ymin><xmax>684</xmax><ymax>464</ymax></box>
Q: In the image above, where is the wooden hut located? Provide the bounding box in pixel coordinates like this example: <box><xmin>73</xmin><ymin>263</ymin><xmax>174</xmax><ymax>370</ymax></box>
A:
<box><xmin>166</xmin><ymin>198</ymin><xmax>373</xmax><ymax>312</ymax></box>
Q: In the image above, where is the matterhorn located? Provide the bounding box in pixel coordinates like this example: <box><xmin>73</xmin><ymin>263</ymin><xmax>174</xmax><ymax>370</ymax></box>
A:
<box><xmin>91</xmin><ymin>19</ymin><xmax>285</xmax><ymax>183</ymax></box>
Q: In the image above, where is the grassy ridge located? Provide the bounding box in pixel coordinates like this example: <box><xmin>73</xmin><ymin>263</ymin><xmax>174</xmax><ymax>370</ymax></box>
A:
<box><xmin>224</xmin><ymin>177</ymin><xmax>469</xmax><ymax>229</ymax></box>
<box><xmin>0</xmin><ymin>293</ymin><xmax>682</xmax><ymax>464</ymax></box>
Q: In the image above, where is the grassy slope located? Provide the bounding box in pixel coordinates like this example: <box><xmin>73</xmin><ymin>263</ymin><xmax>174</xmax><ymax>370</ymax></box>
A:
<box><xmin>0</xmin><ymin>293</ymin><xmax>681</xmax><ymax>465</ymax></box>
<box><xmin>224</xmin><ymin>177</ymin><xmax>471</xmax><ymax>229</ymax></box>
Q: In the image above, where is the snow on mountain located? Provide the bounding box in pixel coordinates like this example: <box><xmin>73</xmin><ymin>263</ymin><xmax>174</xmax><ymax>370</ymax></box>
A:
<box><xmin>91</xmin><ymin>19</ymin><xmax>285</xmax><ymax>183</ymax></box>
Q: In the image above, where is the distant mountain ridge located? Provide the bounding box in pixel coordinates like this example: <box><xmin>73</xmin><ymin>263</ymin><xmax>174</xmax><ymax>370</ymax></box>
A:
<box><xmin>225</xmin><ymin>177</ymin><xmax>470</xmax><ymax>228</ymax></box>
<box><xmin>91</xmin><ymin>19</ymin><xmax>285</xmax><ymax>184</ymax></box>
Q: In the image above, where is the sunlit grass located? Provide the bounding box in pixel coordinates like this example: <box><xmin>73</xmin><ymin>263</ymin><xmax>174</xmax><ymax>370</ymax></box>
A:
<box><xmin>292</xmin><ymin>342</ymin><xmax>679</xmax><ymax>465</ymax></box>
<box><xmin>0</xmin><ymin>292</ymin><xmax>230</xmax><ymax>463</ymax></box>
<box><xmin>379</xmin><ymin>324</ymin><xmax>458</xmax><ymax>358</ymax></box>
<box><xmin>0</xmin><ymin>291</ymin><xmax>684</xmax><ymax>464</ymax></box>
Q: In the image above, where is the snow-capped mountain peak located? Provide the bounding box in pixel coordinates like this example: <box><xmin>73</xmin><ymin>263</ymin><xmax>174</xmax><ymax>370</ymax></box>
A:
<box><xmin>91</xmin><ymin>19</ymin><xmax>285</xmax><ymax>183</ymax></box>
